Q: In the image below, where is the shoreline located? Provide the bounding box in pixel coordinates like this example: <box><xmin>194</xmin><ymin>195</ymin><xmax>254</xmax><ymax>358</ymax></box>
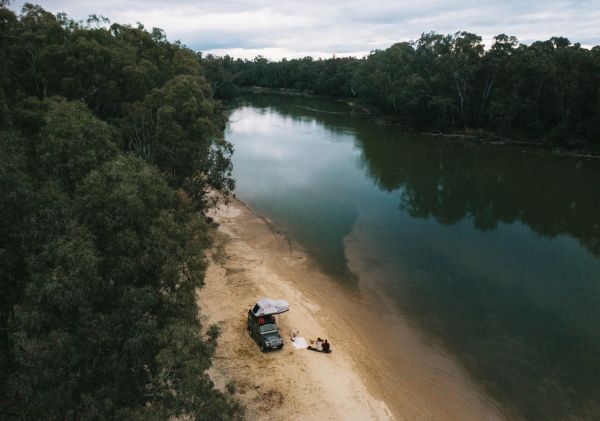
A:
<box><xmin>199</xmin><ymin>198</ymin><xmax>507</xmax><ymax>419</ymax></box>
<box><xmin>235</xmin><ymin>88</ymin><xmax>600</xmax><ymax>159</ymax></box>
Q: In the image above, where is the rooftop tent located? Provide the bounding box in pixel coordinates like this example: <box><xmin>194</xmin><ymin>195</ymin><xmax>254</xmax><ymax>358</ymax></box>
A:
<box><xmin>251</xmin><ymin>298</ymin><xmax>289</xmax><ymax>317</ymax></box>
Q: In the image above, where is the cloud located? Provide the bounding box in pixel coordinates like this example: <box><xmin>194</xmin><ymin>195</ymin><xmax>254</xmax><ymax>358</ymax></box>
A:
<box><xmin>9</xmin><ymin>0</ymin><xmax>600</xmax><ymax>59</ymax></box>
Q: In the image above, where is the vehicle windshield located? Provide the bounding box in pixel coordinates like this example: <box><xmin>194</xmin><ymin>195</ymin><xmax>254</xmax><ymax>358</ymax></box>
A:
<box><xmin>259</xmin><ymin>324</ymin><xmax>277</xmax><ymax>334</ymax></box>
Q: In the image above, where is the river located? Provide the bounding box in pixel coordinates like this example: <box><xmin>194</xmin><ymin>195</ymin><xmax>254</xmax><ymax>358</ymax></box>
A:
<box><xmin>225</xmin><ymin>93</ymin><xmax>600</xmax><ymax>419</ymax></box>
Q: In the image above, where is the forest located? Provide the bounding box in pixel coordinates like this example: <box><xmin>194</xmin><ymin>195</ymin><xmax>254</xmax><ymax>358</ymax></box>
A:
<box><xmin>2</xmin><ymin>0</ymin><xmax>600</xmax><ymax>419</ymax></box>
<box><xmin>203</xmin><ymin>32</ymin><xmax>600</xmax><ymax>149</ymax></box>
<box><xmin>0</xmin><ymin>2</ymin><xmax>241</xmax><ymax>419</ymax></box>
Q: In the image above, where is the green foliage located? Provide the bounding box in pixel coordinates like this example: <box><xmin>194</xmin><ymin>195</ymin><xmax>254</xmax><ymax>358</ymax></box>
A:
<box><xmin>213</xmin><ymin>54</ymin><xmax>360</xmax><ymax>97</ymax></box>
<box><xmin>0</xmin><ymin>131</ymin><xmax>33</xmax><ymax>374</ymax></box>
<box><xmin>0</xmin><ymin>3</ymin><xmax>240</xmax><ymax>419</ymax></box>
<box><xmin>120</xmin><ymin>74</ymin><xmax>234</xmax><ymax>207</ymax></box>
<box><xmin>36</xmin><ymin>97</ymin><xmax>120</xmax><ymax>191</ymax></box>
<box><xmin>215</xmin><ymin>31</ymin><xmax>600</xmax><ymax>148</ymax></box>
<box><xmin>200</xmin><ymin>54</ymin><xmax>239</xmax><ymax>99</ymax></box>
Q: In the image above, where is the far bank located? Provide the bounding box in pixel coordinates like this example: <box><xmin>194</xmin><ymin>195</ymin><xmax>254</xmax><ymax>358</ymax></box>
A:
<box><xmin>235</xmin><ymin>87</ymin><xmax>600</xmax><ymax>159</ymax></box>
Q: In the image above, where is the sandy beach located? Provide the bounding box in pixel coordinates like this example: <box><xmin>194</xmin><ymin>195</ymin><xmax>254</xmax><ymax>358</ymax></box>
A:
<box><xmin>199</xmin><ymin>198</ymin><xmax>507</xmax><ymax>420</ymax></box>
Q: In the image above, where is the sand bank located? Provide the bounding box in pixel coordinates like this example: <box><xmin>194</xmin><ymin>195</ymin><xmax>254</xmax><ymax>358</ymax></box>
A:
<box><xmin>199</xmin><ymin>198</ymin><xmax>506</xmax><ymax>420</ymax></box>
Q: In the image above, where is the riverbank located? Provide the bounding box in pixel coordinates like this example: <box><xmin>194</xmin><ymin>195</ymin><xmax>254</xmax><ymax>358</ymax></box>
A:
<box><xmin>199</xmin><ymin>198</ymin><xmax>507</xmax><ymax>420</ymax></box>
<box><xmin>236</xmin><ymin>87</ymin><xmax>600</xmax><ymax>158</ymax></box>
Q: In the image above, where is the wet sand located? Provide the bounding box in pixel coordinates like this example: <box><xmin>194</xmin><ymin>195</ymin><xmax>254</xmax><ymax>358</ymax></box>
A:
<box><xmin>199</xmin><ymin>198</ymin><xmax>507</xmax><ymax>420</ymax></box>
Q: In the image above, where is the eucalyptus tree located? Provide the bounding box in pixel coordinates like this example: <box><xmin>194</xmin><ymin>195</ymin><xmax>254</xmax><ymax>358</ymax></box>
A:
<box><xmin>0</xmin><ymin>3</ymin><xmax>242</xmax><ymax>418</ymax></box>
<box><xmin>120</xmin><ymin>74</ymin><xmax>234</xmax><ymax>208</ymax></box>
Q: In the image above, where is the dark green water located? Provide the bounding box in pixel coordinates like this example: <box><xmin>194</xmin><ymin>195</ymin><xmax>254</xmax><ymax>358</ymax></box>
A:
<box><xmin>226</xmin><ymin>93</ymin><xmax>600</xmax><ymax>419</ymax></box>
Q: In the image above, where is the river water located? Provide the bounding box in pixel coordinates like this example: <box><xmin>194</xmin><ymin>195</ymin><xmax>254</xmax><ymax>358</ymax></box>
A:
<box><xmin>225</xmin><ymin>93</ymin><xmax>600</xmax><ymax>419</ymax></box>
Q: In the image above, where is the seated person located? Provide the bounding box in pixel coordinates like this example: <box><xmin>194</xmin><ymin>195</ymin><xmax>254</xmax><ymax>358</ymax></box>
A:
<box><xmin>322</xmin><ymin>339</ymin><xmax>330</xmax><ymax>352</ymax></box>
<box><xmin>315</xmin><ymin>337</ymin><xmax>323</xmax><ymax>351</ymax></box>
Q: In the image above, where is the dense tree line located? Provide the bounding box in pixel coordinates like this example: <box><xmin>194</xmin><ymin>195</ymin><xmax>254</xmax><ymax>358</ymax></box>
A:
<box><xmin>1</xmin><ymin>2</ymin><xmax>241</xmax><ymax>419</ymax></box>
<box><xmin>204</xmin><ymin>32</ymin><xmax>600</xmax><ymax>148</ymax></box>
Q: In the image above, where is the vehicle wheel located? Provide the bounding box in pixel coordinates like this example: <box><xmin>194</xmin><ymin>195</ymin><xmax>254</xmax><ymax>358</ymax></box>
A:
<box><xmin>278</xmin><ymin>344</ymin><xmax>284</xmax><ymax>350</ymax></box>
<box><xmin>261</xmin><ymin>344</ymin><xmax>267</xmax><ymax>353</ymax></box>
<box><xmin>248</xmin><ymin>328</ymin><xmax>251</xmax><ymax>336</ymax></box>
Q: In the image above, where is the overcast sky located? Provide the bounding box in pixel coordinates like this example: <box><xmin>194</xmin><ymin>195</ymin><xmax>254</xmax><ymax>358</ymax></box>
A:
<box><xmin>10</xmin><ymin>0</ymin><xmax>600</xmax><ymax>59</ymax></box>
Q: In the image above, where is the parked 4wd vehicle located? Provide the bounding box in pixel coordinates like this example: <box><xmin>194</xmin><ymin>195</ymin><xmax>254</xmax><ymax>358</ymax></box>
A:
<box><xmin>247</xmin><ymin>310</ymin><xmax>284</xmax><ymax>352</ymax></box>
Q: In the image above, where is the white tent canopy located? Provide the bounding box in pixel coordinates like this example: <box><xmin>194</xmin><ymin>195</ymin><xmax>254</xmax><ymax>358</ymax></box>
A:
<box><xmin>251</xmin><ymin>298</ymin><xmax>289</xmax><ymax>317</ymax></box>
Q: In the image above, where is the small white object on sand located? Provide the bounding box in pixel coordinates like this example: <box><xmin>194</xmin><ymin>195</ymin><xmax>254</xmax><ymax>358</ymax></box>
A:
<box><xmin>291</xmin><ymin>337</ymin><xmax>308</xmax><ymax>349</ymax></box>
